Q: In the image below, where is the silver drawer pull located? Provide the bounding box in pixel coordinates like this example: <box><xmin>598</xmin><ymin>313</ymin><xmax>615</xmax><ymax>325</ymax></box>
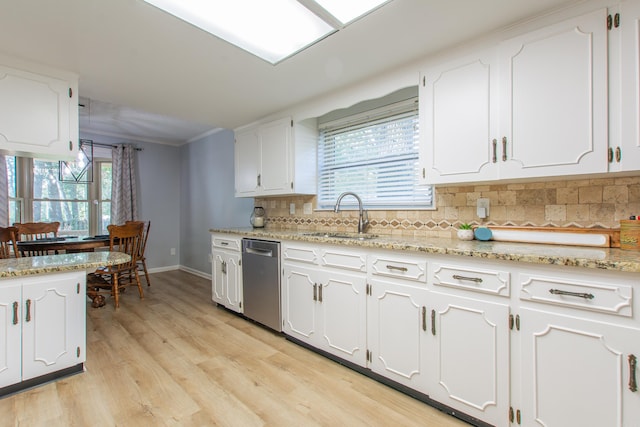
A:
<box><xmin>549</xmin><ymin>289</ymin><xmax>595</xmax><ymax>300</ymax></box>
<box><xmin>386</xmin><ymin>265</ymin><xmax>408</xmax><ymax>272</ymax></box>
<box><xmin>452</xmin><ymin>274</ymin><xmax>482</xmax><ymax>283</ymax></box>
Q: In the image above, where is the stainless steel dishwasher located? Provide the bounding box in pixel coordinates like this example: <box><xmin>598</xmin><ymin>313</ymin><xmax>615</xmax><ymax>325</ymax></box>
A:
<box><xmin>241</xmin><ymin>238</ymin><xmax>281</xmax><ymax>331</ymax></box>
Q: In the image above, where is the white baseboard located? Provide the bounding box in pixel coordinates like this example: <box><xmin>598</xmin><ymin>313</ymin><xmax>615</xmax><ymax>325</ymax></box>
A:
<box><xmin>144</xmin><ymin>265</ymin><xmax>212</xmax><ymax>281</ymax></box>
<box><xmin>178</xmin><ymin>265</ymin><xmax>212</xmax><ymax>280</ymax></box>
<box><xmin>147</xmin><ymin>265</ymin><xmax>180</xmax><ymax>274</ymax></box>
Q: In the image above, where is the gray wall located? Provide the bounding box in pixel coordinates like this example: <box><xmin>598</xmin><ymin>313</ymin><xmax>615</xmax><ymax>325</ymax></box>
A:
<box><xmin>136</xmin><ymin>141</ymin><xmax>182</xmax><ymax>270</ymax></box>
<box><xmin>81</xmin><ymin>128</ymin><xmax>251</xmax><ymax>275</ymax></box>
<box><xmin>179</xmin><ymin>129</ymin><xmax>253</xmax><ymax>274</ymax></box>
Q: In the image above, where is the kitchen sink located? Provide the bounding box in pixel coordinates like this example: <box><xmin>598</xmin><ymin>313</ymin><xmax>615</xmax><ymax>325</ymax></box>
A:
<box><xmin>302</xmin><ymin>232</ymin><xmax>378</xmax><ymax>240</ymax></box>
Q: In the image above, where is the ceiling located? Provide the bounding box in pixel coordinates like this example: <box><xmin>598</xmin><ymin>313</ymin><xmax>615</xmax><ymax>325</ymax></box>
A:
<box><xmin>0</xmin><ymin>0</ymin><xmax>581</xmax><ymax>145</ymax></box>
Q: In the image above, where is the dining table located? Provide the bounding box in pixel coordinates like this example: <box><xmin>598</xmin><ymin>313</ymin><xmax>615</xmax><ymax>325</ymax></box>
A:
<box><xmin>16</xmin><ymin>235</ymin><xmax>111</xmax><ymax>255</ymax></box>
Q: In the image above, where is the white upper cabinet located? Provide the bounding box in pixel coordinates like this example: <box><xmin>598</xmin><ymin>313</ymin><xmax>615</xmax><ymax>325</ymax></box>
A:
<box><xmin>234</xmin><ymin>117</ymin><xmax>317</xmax><ymax>197</ymax></box>
<box><xmin>498</xmin><ymin>8</ymin><xmax>608</xmax><ymax>180</ymax></box>
<box><xmin>614</xmin><ymin>0</ymin><xmax>640</xmax><ymax>171</ymax></box>
<box><xmin>0</xmin><ymin>54</ymin><xmax>79</xmax><ymax>160</ymax></box>
<box><xmin>420</xmin><ymin>8</ymin><xmax>609</xmax><ymax>184</ymax></box>
<box><xmin>419</xmin><ymin>49</ymin><xmax>499</xmax><ymax>184</ymax></box>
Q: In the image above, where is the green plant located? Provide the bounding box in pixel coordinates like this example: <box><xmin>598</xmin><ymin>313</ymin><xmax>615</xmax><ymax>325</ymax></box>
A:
<box><xmin>458</xmin><ymin>223</ymin><xmax>473</xmax><ymax>230</ymax></box>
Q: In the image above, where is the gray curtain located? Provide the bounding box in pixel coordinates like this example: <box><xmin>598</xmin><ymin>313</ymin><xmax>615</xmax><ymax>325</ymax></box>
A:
<box><xmin>111</xmin><ymin>144</ymin><xmax>138</xmax><ymax>224</ymax></box>
<box><xmin>0</xmin><ymin>154</ymin><xmax>8</xmax><ymax>226</ymax></box>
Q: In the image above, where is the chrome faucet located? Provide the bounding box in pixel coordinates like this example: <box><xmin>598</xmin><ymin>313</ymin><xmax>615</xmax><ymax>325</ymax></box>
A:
<box><xmin>334</xmin><ymin>192</ymin><xmax>369</xmax><ymax>234</ymax></box>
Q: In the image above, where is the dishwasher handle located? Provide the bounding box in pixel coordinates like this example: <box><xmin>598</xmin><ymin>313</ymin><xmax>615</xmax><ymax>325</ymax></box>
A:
<box><xmin>244</xmin><ymin>247</ymin><xmax>274</xmax><ymax>257</ymax></box>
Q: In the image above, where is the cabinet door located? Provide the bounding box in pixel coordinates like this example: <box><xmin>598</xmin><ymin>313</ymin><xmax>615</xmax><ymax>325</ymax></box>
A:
<box><xmin>234</xmin><ymin>127</ymin><xmax>260</xmax><ymax>197</ymax></box>
<box><xmin>420</xmin><ymin>50</ymin><xmax>499</xmax><ymax>184</ymax></box>
<box><xmin>212</xmin><ymin>249</ymin><xmax>226</xmax><ymax>305</ymax></box>
<box><xmin>316</xmin><ymin>270</ymin><xmax>367</xmax><ymax>366</ymax></box>
<box><xmin>367</xmin><ymin>278</ymin><xmax>429</xmax><ymax>393</ymax></box>
<box><xmin>223</xmin><ymin>252</ymin><xmax>243</xmax><ymax>313</ymax></box>
<box><xmin>617</xmin><ymin>0</ymin><xmax>640</xmax><ymax>171</ymax></box>
<box><xmin>0</xmin><ymin>62</ymin><xmax>77</xmax><ymax>159</ymax></box>
<box><xmin>282</xmin><ymin>264</ymin><xmax>319</xmax><ymax>344</ymax></box>
<box><xmin>0</xmin><ymin>283</ymin><xmax>22</xmax><ymax>388</ymax></box>
<box><xmin>519</xmin><ymin>308</ymin><xmax>640</xmax><ymax>427</ymax></box>
<box><xmin>499</xmin><ymin>8</ymin><xmax>608</xmax><ymax>179</ymax></box>
<box><xmin>259</xmin><ymin>117</ymin><xmax>291</xmax><ymax>195</ymax></box>
<box><xmin>21</xmin><ymin>273</ymin><xmax>85</xmax><ymax>381</ymax></box>
<box><xmin>428</xmin><ymin>292</ymin><xmax>510</xmax><ymax>427</ymax></box>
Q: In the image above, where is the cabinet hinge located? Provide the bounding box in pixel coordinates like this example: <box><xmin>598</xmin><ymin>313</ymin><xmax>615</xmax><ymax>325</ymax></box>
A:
<box><xmin>69</xmin><ymin>87</ymin><xmax>73</xmax><ymax>98</ymax></box>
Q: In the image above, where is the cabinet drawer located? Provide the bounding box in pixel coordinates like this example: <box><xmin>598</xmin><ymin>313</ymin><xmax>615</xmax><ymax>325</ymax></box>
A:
<box><xmin>283</xmin><ymin>244</ymin><xmax>318</xmax><ymax>265</ymax></box>
<box><xmin>519</xmin><ymin>273</ymin><xmax>633</xmax><ymax>317</ymax></box>
<box><xmin>320</xmin><ymin>248</ymin><xmax>366</xmax><ymax>272</ymax></box>
<box><xmin>432</xmin><ymin>263</ymin><xmax>510</xmax><ymax>297</ymax></box>
<box><xmin>369</xmin><ymin>255</ymin><xmax>427</xmax><ymax>283</ymax></box>
<box><xmin>212</xmin><ymin>236</ymin><xmax>241</xmax><ymax>251</ymax></box>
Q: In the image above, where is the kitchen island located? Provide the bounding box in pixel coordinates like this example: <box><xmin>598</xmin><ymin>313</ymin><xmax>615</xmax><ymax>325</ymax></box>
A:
<box><xmin>211</xmin><ymin>228</ymin><xmax>640</xmax><ymax>427</ymax></box>
<box><xmin>0</xmin><ymin>251</ymin><xmax>130</xmax><ymax>397</ymax></box>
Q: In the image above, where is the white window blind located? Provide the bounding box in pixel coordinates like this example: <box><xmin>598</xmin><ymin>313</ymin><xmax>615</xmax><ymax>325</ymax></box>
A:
<box><xmin>317</xmin><ymin>98</ymin><xmax>433</xmax><ymax>210</ymax></box>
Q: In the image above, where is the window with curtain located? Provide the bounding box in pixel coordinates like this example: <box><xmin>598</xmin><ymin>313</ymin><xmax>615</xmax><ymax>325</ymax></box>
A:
<box><xmin>317</xmin><ymin>98</ymin><xmax>433</xmax><ymax>210</ymax></box>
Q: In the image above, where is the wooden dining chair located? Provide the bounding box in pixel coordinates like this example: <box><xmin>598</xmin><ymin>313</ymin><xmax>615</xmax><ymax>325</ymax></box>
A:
<box><xmin>126</xmin><ymin>220</ymin><xmax>151</xmax><ymax>286</ymax></box>
<box><xmin>0</xmin><ymin>226</ymin><xmax>20</xmax><ymax>259</ymax></box>
<box><xmin>87</xmin><ymin>222</ymin><xmax>144</xmax><ymax>308</ymax></box>
<box><xmin>13</xmin><ymin>221</ymin><xmax>61</xmax><ymax>256</ymax></box>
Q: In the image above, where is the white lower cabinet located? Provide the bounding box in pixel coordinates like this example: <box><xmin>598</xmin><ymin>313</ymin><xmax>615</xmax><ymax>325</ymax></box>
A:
<box><xmin>277</xmin><ymin>239</ymin><xmax>640</xmax><ymax>427</ymax></box>
<box><xmin>515</xmin><ymin>266</ymin><xmax>640</xmax><ymax>427</ymax></box>
<box><xmin>282</xmin><ymin>242</ymin><xmax>367</xmax><ymax>366</ymax></box>
<box><xmin>367</xmin><ymin>277</ymin><xmax>429</xmax><ymax>392</ymax></box>
<box><xmin>519</xmin><ymin>308</ymin><xmax>640</xmax><ymax>427</ymax></box>
<box><xmin>427</xmin><ymin>291</ymin><xmax>510</xmax><ymax>426</ymax></box>
<box><xmin>211</xmin><ymin>234</ymin><xmax>243</xmax><ymax>313</ymax></box>
<box><xmin>0</xmin><ymin>272</ymin><xmax>86</xmax><ymax>389</ymax></box>
<box><xmin>0</xmin><ymin>282</ymin><xmax>22</xmax><ymax>388</ymax></box>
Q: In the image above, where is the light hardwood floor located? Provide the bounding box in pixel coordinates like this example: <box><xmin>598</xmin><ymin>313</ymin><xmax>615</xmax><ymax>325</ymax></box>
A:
<box><xmin>0</xmin><ymin>270</ymin><xmax>470</xmax><ymax>427</ymax></box>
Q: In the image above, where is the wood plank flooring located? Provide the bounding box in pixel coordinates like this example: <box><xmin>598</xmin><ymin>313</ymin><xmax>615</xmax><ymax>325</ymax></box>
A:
<box><xmin>0</xmin><ymin>270</ymin><xmax>470</xmax><ymax>427</ymax></box>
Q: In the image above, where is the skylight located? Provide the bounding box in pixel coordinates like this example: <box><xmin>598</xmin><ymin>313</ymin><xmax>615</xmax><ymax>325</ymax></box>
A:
<box><xmin>142</xmin><ymin>0</ymin><xmax>390</xmax><ymax>64</ymax></box>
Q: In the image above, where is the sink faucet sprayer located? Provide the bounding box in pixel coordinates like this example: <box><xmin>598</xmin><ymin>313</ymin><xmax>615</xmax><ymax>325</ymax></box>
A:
<box><xmin>333</xmin><ymin>192</ymin><xmax>369</xmax><ymax>234</ymax></box>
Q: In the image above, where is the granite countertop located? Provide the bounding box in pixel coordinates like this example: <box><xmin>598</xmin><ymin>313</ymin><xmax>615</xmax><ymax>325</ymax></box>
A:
<box><xmin>210</xmin><ymin>228</ymin><xmax>640</xmax><ymax>273</ymax></box>
<box><xmin>0</xmin><ymin>251</ymin><xmax>131</xmax><ymax>279</ymax></box>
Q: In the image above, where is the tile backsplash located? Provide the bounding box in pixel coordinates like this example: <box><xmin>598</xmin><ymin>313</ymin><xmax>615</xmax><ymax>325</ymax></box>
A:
<box><xmin>255</xmin><ymin>175</ymin><xmax>640</xmax><ymax>238</ymax></box>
